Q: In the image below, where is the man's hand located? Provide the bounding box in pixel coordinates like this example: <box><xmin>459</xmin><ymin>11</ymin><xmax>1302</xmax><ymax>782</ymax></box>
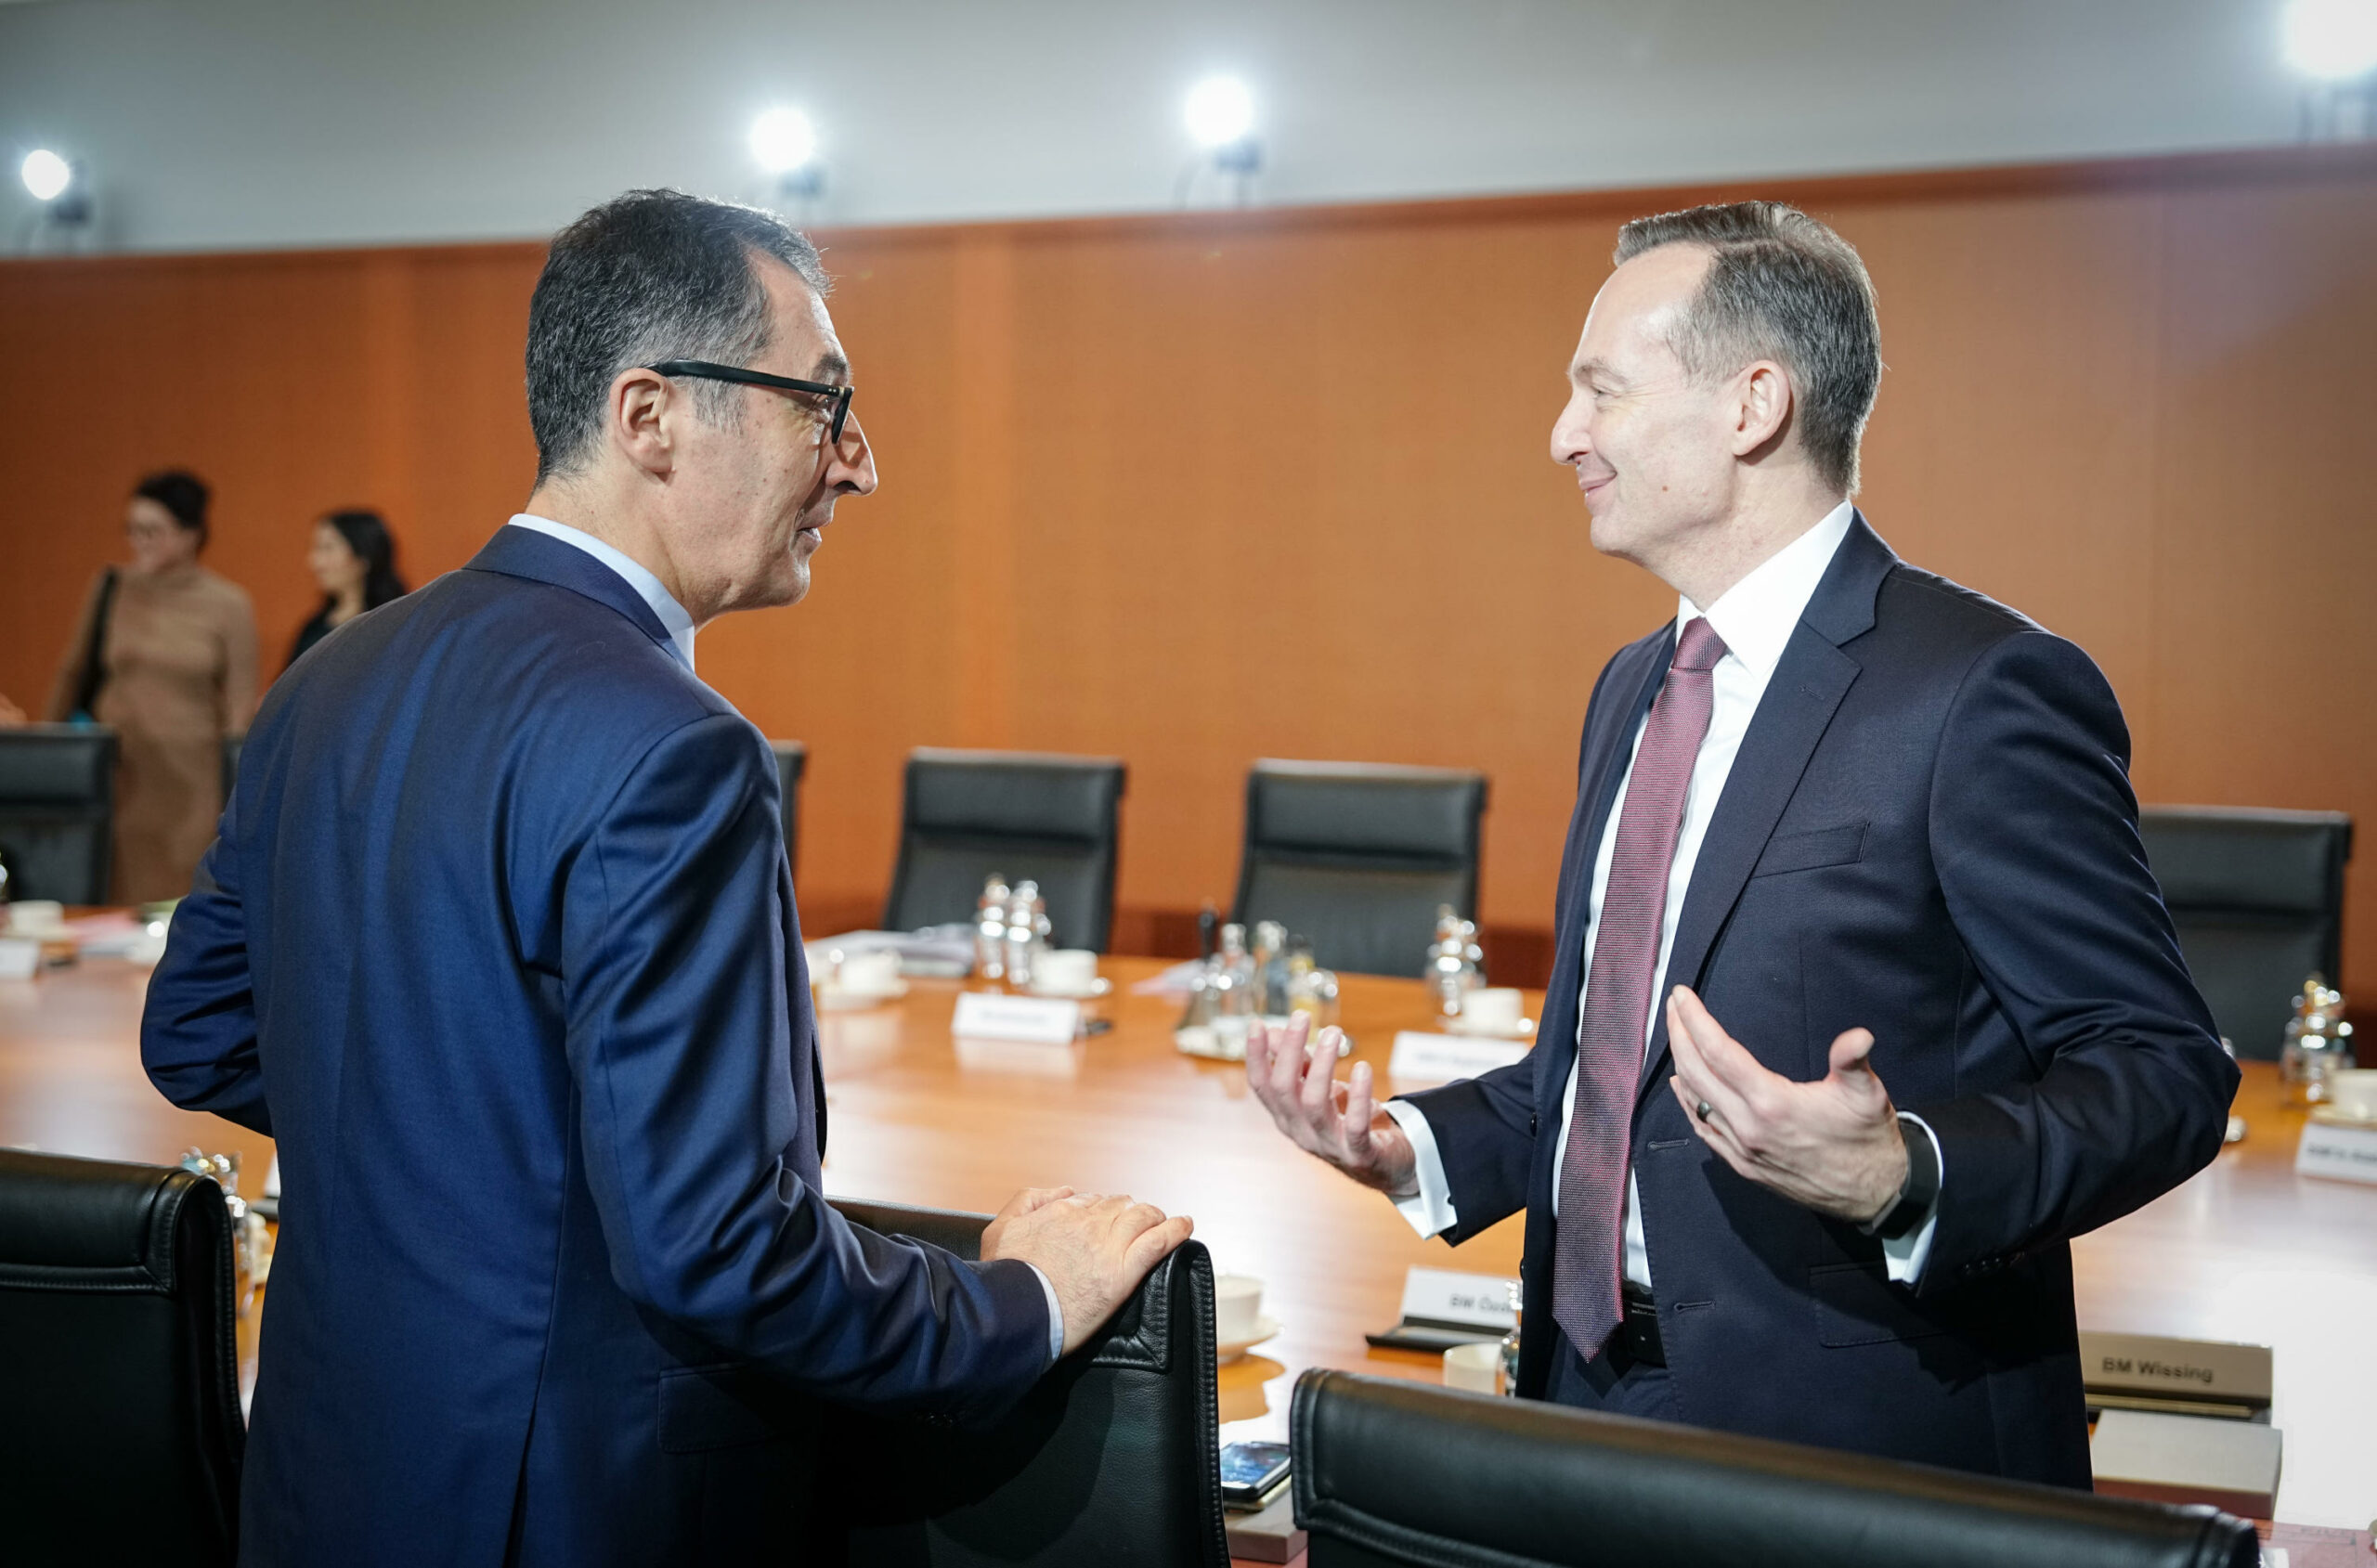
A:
<box><xmin>1664</xmin><ymin>986</ymin><xmax>1907</xmax><ymax>1223</ymax></box>
<box><xmin>981</xmin><ymin>1186</ymin><xmax>1193</xmax><ymax>1356</ymax></box>
<box><xmin>1245</xmin><ymin>1013</ymin><xmax>1419</xmax><ymax>1199</ymax></box>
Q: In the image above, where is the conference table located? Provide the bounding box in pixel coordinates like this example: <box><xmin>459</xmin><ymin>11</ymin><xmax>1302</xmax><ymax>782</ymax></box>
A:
<box><xmin>3</xmin><ymin>943</ymin><xmax>2372</xmax><ymax>1543</ymax></box>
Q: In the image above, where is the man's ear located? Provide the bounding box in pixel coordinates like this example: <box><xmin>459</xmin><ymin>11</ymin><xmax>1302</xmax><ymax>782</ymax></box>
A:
<box><xmin>1732</xmin><ymin>359</ymin><xmax>1794</xmax><ymax>458</ymax></box>
<box><xmin>608</xmin><ymin>366</ymin><xmax>678</xmax><ymax>478</ymax></box>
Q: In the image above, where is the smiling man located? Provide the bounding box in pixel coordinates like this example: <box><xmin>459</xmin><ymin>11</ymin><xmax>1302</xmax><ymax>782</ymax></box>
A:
<box><xmin>1248</xmin><ymin>201</ymin><xmax>2235</xmax><ymax>1482</ymax></box>
<box><xmin>142</xmin><ymin>189</ymin><xmax>1188</xmax><ymax>1565</ymax></box>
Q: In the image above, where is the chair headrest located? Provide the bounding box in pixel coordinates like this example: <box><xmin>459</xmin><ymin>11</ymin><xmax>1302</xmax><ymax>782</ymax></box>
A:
<box><xmin>0</xmin><ymin>728</ymin><xmax>117</xmax><ymax>805</ymax></box>
<box><xmin>2139</xmin><ymin>806</ymin><xmax>2352</xmax><ymax>914</ymax></box>
<box><xmin>1292</xmin><ymin>1370</ymin><xmax>2257</xmax><ymax>1568</ymax></box>
<box><xmin>0</xmin><ymin>1148</ymin><xmax>217</xmax><ymax>1294</ymax></box>
<box><xmin>1248</xmin><ymin>759</ymin><xmax>1486</xmax><ymax>862</ymax></box>
<box><xmin>906</xmin><ymin>750</ymin><xmax>1125</xmax><ymax>842</ymax></box>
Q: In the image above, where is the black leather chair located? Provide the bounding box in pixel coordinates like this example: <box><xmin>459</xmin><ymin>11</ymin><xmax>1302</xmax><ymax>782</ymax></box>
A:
<box><xmin>0</xmin><ymin>725</ymin><xmax>119</xmax><ymax>904</ymax></box>
<box><xmin>807</xmin><ymin>1197</ymin><xmax>1226</xmax><ymax>1567</ymax></box>
<box><xmin>772</xmin><ymin>740</ymin><xmax>807</xmax><ymax>878</ymax></box>
<box><xmin>1232</xmin><ymin>759</ymin><xmax>1488</xmax><ymax>978</ymax></box>
<box><xmin>0</xmin><ymin>1148</ymin><xmax>246</xmax><ymax>1567</ymax></box>
<box><xmin>1292</xmin><ymin>1369</ymin><xmax>2257</xmax><ymax>1568</ymax></box>
<box><xmin>881</xmin><ymin>749</ymin><xmax>1126</xmax><ymax>952</ymax></box>
<box><xmin>2139</xmin><ymin>805</ymin><xmax>2353</xmax><ymax>1059</ymax></box>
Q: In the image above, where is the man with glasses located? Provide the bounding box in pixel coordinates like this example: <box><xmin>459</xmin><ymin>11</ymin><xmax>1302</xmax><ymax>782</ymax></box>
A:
<box><xmin>143</xmin><ymin>188</ymin><xmax>1190</xmax><ymax>1566</ymax></box>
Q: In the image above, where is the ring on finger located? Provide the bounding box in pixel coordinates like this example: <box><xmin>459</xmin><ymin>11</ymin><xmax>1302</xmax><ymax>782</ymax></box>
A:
<box><xmin>1695</xmin><ymin>1098</ymin><xmax>1715</xmax><ymax>1123</ymax></box>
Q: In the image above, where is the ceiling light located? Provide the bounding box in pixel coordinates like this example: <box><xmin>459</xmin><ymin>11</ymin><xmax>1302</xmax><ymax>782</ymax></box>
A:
<box><xmin>20</xmin><ymin>149</ymin><xmax>71</xmax><ymax>202</ymax></box>
<box><xmin>1185</xmin><ymin>76</ymin><xmax>1255</xmax><ymax>149</ymax></box>
<box><xmin>749</xmin><ymin>108</ymin><xmax>818</xmax><ymax>175</ymax></box>
<box><xmin>2283</xmin><ymin>0</ymin><xmax>2377</xmax><ymax>80</ymax></box>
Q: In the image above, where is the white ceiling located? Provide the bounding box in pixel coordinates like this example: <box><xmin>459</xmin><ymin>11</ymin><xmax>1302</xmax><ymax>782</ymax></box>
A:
<box><xmin>0</xmin><ymin>0</ymin><xmax>2337</xmax><ymax>253</ymax></box>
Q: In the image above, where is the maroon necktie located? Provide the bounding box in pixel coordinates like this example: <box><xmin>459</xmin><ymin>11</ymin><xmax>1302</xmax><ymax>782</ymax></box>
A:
<box><xmin>1552</xmin><ymin>616</ymin><xmax>1727</xmax><ymax>1359</ymax></box>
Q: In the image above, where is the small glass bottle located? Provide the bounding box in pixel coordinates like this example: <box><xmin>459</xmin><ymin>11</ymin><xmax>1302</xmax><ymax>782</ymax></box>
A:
<box><xmin>1253</xmin><ymin>920</ymin><xmax>1291</xmax><ymax>1017</ymax></box>
<box><xmin>1498</xmin><ymin>1279</ymin><xmax>1523</xmax><ymax>1395</ymax></box>
<box><xmin>1004</xmin><ymin>879</ymin><xmax>1044</xmax><ymax>990</ymax></box>
<box><xmin>974</xmin><ymin>874</ymin><xmax>1010</xmax><ymax>981</ymax></box>
<box><xmin>1214</xmin><ymin>924</ymin><xmax>1254</xmax><ymax>1017</ymax></box>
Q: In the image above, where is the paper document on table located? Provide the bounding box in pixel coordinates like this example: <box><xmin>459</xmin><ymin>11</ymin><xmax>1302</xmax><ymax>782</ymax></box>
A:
<box><xmin>1388</xmin><ymin>1030</ymin><xmax>1528</xmax><ymax>1083</ymax></box>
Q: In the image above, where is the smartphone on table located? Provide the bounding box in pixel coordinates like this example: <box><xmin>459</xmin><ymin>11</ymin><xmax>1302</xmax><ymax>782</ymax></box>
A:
<box><xmin>1220</xmin><ymin>1440</ymin><xmax>1292</xmax><ymax>1510</ymax></box>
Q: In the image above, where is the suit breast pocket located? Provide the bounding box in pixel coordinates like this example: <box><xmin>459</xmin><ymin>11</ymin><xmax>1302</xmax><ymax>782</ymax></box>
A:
<box><xmin>1751</xmin><ymin>823</ymin><xmax>1867</xmax><ymax>879</ymax></box>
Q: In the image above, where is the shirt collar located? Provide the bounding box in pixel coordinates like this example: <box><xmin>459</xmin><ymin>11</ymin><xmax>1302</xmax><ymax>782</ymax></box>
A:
<box><xmin>505</xmin><ymin>513</ymin><xmax>697</xmax><ymax>673</ymax></box>
<box><xmin>1681</xmin><ymin>499</ymin><xmax>1857</xmax><ymax>682</ymax></box>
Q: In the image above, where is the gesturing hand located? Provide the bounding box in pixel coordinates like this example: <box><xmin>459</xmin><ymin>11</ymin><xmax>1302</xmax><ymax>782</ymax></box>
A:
<box><xmin>1245</xmin><ymin>1013</ymin><xmax>1419</xmax><ymax>1199</ymax></box>
<box><xmin>981</xmin><ymin>1186</ymin><xmax>1194</xmax><ymax>1357</ymax></box>
<box><xmin>1664</xmin><ymin>985</ymin><xmax>1908</xmax><ymax>1223</ymax></box>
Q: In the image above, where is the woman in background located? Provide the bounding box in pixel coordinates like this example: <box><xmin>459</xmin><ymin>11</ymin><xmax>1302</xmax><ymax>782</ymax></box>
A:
<box><xmin>287</xmin><ymin>508</ymin><xmax>408</xmax><ymax>669</ymax></box>
<box><xmin>45</xmin><ymin>470</ymin><xmax>259</xmax><ymax>902</ymax></box>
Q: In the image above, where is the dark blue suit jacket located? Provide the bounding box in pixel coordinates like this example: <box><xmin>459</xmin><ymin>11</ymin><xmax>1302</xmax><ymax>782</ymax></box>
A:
<box><xmin>1404</xmin><ymin>516</ymin><xmax>2236</xmax><ymax>1485</ymax></box>
<box><xmin>142</xmin><ymin>526</ymin><xmax>1053</xmax><ymax>1565</ymax></box>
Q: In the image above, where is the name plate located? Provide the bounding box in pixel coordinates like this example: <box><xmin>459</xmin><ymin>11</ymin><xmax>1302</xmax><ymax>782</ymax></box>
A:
<box><xmin>1388</xmin><ymin>1030</ymin><xmax>1529</xmax><ymax>1084</ymax></box>
<box><xmin>2297</xmin><ymin>1114</ymin><xmax>2377</xmax><ymax>1186</ymax></box>
<box><xmin>950</xmin><ymin>991</ymin><xmax>1080</xmax><ymax>1045</ymax></box>
<box><xmin>2078</xmin><ymin>1330</ymin><xmax>2272</xmax><ymax>1412</ymax></box>
<box><xmin>1400</xmin><ymin>1266</ymin><xmax>1518</xmax><ymax>1331</ymax></box>
<box><xmin>0</xmin><ymin>938</ymin><xmax>39</xmax><ymax>981</ymax></box>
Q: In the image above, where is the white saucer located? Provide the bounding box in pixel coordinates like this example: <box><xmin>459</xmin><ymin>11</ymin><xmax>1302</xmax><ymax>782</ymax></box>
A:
<box><xmin>1026</xmin><ymin>977</ymin><xmax>1112</xmax><ymax>1001</ymax></box>
<box><xmin>1218</xmin><ymin>1315</ymin><xmax>1281</xmax><ymax>1363</ymax></box>
<box><xmin>1446</xmin><ymin>1013</ymin><xmax>1533</xmax><ymax>1040</ymax></box>
<box><xmin>815</xmin><ymin>980</ymin><xmax>908</xmax><ymax>1011</ymax></box>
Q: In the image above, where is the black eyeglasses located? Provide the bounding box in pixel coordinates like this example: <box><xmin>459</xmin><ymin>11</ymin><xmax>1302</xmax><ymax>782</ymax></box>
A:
<box><xmin>646</xmin><ymin>359</ymin><xmax>854</xmax><ymax>442</ymax></box>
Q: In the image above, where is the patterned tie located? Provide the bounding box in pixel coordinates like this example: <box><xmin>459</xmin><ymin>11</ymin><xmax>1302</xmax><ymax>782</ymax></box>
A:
<box><xmin>1552</xmin><ymin>616</ymin><xmax>1727</xmax><ymax>1359</ymax></box>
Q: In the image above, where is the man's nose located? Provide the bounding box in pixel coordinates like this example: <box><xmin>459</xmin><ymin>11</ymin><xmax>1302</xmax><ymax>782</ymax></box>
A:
<box><xmin>833</xmin><ymin>417</ymin><xmax>879</xmax><ymax>496</ymax></box>
<box><xmin>1550</xmin><ymin>396</ymin><xmax>1591</xmax><ymax>466</ymax></box>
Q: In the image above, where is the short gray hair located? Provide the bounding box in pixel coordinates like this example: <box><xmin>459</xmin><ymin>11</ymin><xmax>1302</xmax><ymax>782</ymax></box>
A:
<box><xmin>1615</xmin><ymin>201</ymin><xmax>1880</xmax><ymax>496</ymax></box>
<box><xmin>526</xmin><ymin>188</ymin><xmax>831</xmax><ymax>486</ymax></box>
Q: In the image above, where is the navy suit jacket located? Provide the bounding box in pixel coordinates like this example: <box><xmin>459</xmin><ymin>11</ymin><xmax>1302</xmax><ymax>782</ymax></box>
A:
<box><xmin>142</xmin><ymin>526</ymin><xmax>1053</xmax><ymax>1565</ymax></box>
<box><xmin>1403</xmin><ymin>516</ymin><xmax>2237</xmax><ymax>1485</ymax></box>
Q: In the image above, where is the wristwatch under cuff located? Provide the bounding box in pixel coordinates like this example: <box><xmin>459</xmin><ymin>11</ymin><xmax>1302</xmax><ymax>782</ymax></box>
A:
<box><xmin>1859</xmin><ymin>1114</ymin><xmax>1940</xmax><ymax>1242</ymax></box>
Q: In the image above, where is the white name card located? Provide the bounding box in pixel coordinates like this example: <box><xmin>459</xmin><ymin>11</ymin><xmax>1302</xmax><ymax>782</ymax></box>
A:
<box><xmin>0</xmin><ymin>938</ymin><xmax>40</xmax><ymax>981</ymax></box>
<box><xmin>2077</xmin><ymin>1331</ymin><xmax>2272</xmax><ymax>1409</ymax></box>
<box><xmin>950</xmin><ymin>991</ymin><xmax>1081</xmax><ymax>1045</ymax></box>
<box><xmin>1388</xmin><ymin>1030</ymin><xmax>1529</xmax><ymax>1084</ymax></box>
<box><xmin>2296</xmin><ymin>1115</ymin><xmax>2377</xmax><ymax>1186</ymax></box>
<box><xmin>1400</xmin><ymin>1267</ymin><xmax>1519</xmax><ymax>1331</ymax></box>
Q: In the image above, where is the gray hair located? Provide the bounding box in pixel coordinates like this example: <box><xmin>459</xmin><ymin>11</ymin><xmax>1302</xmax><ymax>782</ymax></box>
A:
<box><xmin>526</xmin><ymin>188</ymin><xmax>831</xmax><ymax>486</ymax></box>
<box><xmin>1614</xmin><ymin>201</ymin><xmax>1880</xmax><ymax>496</ymax></box>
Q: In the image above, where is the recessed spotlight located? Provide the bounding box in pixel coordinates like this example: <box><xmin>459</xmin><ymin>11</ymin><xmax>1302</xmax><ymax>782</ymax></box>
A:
<box><xmin>2283</xmin><ymin>0</ymin><xmax>2377</xmax><ymax>80</ymax></box>
<box><xmin>1185</xmin><ymin>76</ymin><xmax>1255</xmax><ymax>149</ymax></box>
<box><xmin>20</xmin><ymin>149</ymin><xmax>71</xmax><ymax>202</ymax></box>
<box><xmin>749</xmin><ymin>108</ymin><xmax>819</xmax><ymax>175</ymax></box>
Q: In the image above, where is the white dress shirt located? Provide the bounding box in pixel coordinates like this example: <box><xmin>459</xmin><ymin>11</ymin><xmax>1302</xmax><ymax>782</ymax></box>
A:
<box><xmin>1384</xmin><ymin>501</ymin><xmax>1943</xmax><ymax>1290</ymax></box>
<box><xmin>504</xmin><ymin>513</ymin><xmax>1070</xmax><ymax>1361</ymax></box>
<box><xmin>507</xmin><ymin>514</ymin><xmax>699</xmax><ymax>673</ymax></box>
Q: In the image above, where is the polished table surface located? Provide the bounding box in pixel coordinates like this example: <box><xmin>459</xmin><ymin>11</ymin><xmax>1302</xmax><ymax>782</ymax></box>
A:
<box><xmin>3</xmin><ymin>949</ymin><xmax>2372</xmax><ymax>1532</ymax></box>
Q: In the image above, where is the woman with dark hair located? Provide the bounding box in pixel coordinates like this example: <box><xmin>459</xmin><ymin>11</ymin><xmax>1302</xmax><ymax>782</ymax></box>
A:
<box><xmin>288</xmin><ymin>509</ymin><xmax>409</xmax><ymax>668</ymax></box>
<box><xmin>45</xmin><ymin>469</ymin><xmax>259</xmax><ymax>902</ymax></box>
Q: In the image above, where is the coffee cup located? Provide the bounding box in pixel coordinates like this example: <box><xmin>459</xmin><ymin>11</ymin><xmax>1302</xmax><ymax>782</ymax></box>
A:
<box><xmin>1033</xmin><ymin>949</ymin><xmax>1098</xmax><ymax>993</ymax></box>
<box><xmin>1443</xmin><ymin>1341</ymin><xmax>1501</xmax><ymax>1394</ymax></box>
<box><xmin>835</xmin><ymin>950</ymin><xmax>902</xmax><ymax>994</ymax></box>
<box><xmin>2326</xmin><ymin>1068</ymin><xmax>2377</xmax><ymax>1122</ymax></box>
<box><xmin>6</xmin><ymin>901</ymin><xmax>66</xmax><ymax>938</ymax></box>
<box><xmin>1461</xmin><ymin>987</ymin><xmax>1525</xmax><ymax>1035</ymax></box>
<box><xmin>1215</xmin><ymin>1274</ymin><xmax>1264</xmax><ymax>1343</ymax></box>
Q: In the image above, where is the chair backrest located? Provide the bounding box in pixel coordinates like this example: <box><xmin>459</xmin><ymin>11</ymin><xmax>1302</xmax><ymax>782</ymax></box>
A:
<box><xmin>0</xmin><ymin>725</ymin><xmax>119</xmax><ymax>904</ymax></box>
<box><xmin>0</xmin><ymin>1148</ymin><xmax>245</xmax><ymax>1567</ymax></box>
<box><xmin>1292</xmin><ymin>1370</ymin><xmax>2257</xmax><ymax>1568</ymax></box>
<box><xmin>2138</xmin><ymin>805</ymin><xmax>2353</xmax><ymax>1059</ymax></box>
<box><xmin>772</xmin><ymin>740</ymin><xmax>807</xmax><ymax>878</ymax></box>
<box><xmin>882</xmin><ymin>749</ymin><xmax>1127</xmax><ymax>952</ymax></box>
<box><xmin>1233</xmin><ymin>759</ymin><xmax>1487</xmax><ymax>978</ymax></box>
<box><xmin>808</xmin><ymin>1197</ymin><xmax>1226</xmax><ymax>1568</ymax></box>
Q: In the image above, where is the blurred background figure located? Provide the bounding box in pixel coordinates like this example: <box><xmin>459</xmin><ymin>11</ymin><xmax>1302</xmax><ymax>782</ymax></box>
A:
<box><xmin>44</xmin><ymin>470</ymin><xmax>259</xmax><ymax>902</ymax></box>
<box><xmin>287</xmin><ymin>509</ymin><xmax>409</xmax><ymax>670</ymax></box>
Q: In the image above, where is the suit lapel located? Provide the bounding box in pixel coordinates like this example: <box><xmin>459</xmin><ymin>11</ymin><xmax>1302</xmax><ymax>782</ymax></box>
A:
<box><xmin>1633</xmin><ymin>514</ymin><xmax>1896</xmax><ymax>1100</ymax></box>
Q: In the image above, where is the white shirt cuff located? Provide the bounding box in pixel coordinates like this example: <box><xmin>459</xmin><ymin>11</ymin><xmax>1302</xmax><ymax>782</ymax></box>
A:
<box><xmin>1026</xmin><ymin>1263</ymin><xmax>1066</xmax><ymax>1362</ymax></box>
<box><xmin>1881</xmin><ymin>1112</ymin><xmax>1944</xmax><ymax>1286</ymax></box>
<box><xmin>1381</xmin><ymin>1098</ymin><xmax>1460</xmax><ymax>1239</ymax></box>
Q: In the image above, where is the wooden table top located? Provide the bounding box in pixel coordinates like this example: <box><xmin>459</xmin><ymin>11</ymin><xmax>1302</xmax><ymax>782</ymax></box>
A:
<box><xmin>3</xmin><ymin>949</ymin><xmax>2371</xmax><ymax>1532</ymax></box>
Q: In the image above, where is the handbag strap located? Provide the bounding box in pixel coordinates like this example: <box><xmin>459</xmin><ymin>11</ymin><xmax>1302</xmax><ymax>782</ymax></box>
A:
<box><xmin>71</xmin><ymin>567</ymin><xmax>119</xmax><ymax>719</ymax></box>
